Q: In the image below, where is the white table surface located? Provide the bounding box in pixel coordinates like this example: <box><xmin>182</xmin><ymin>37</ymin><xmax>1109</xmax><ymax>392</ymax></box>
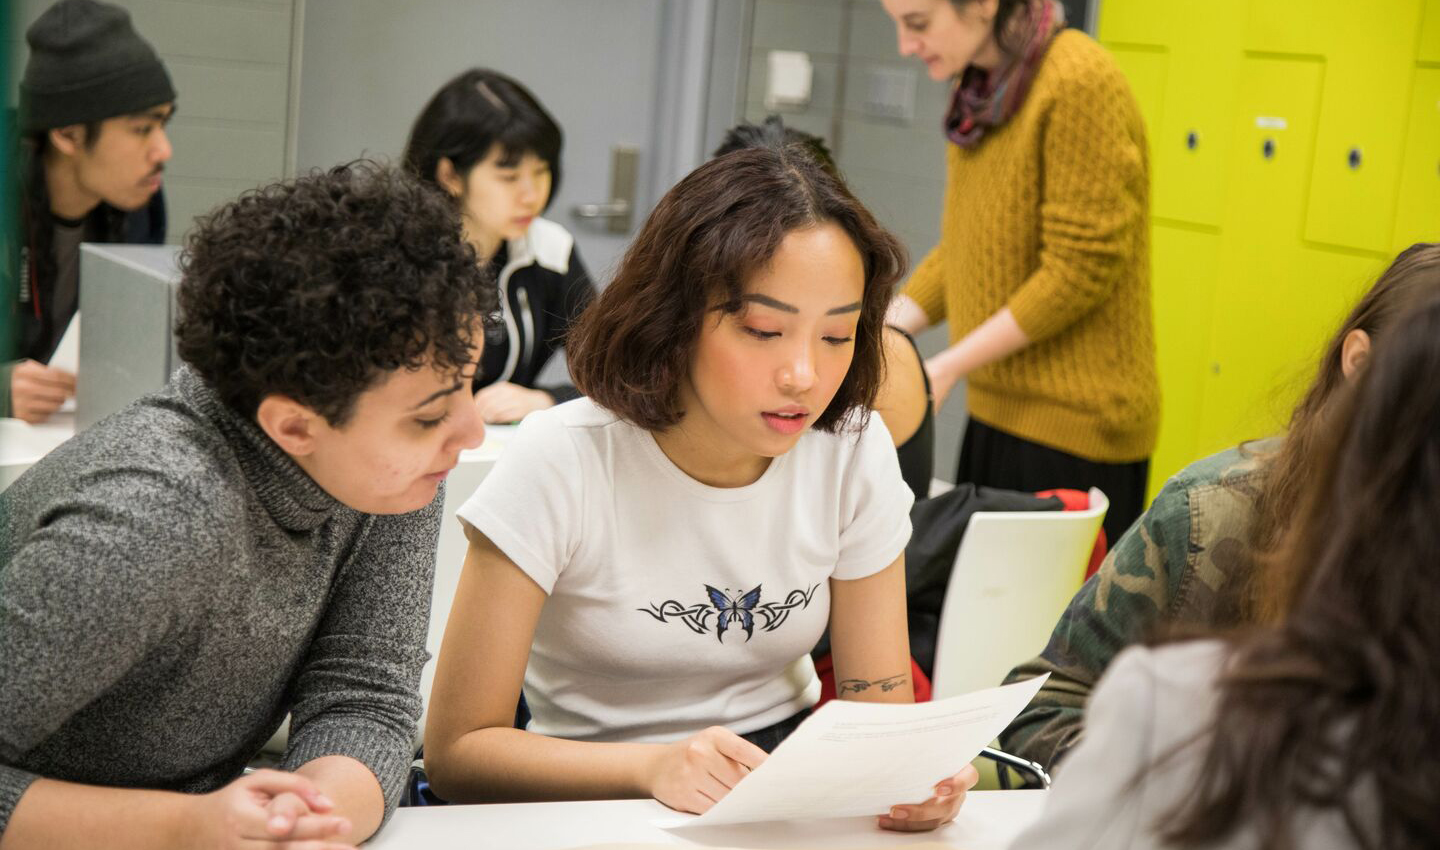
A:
<box><xmin>0</xmin><ymin>412</ymin><xmax>78</xmax><ymax>492</ymax></box>
<box><xmin>0</xmin><ymin>411</ymin><xmax>77</xmax><ymax>462</ymax></box>
<box><xmin>365</xmin><ymin>791</ymin><xmax>1046</xmax><ymax>850</ymax></box>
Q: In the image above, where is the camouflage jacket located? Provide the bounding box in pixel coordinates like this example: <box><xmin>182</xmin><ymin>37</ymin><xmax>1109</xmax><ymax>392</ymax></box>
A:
<box><xmin>998</xmin><ymin>441</ymin><xmax>1275</xmax><ymax>772</ymax></box>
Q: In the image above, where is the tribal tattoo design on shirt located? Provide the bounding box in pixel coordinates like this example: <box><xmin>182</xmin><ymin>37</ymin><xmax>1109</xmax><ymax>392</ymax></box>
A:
<box><xmin>640</xmin><ymin>582</ymin><xmax>819</xmax><ymax>642</ymax></box>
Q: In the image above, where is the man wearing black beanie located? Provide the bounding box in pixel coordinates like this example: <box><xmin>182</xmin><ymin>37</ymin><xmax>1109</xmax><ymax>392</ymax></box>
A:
<box><xmin>3</xmin><ymin>0</ymin><xmax>176</xmax><ymax>423</ymax></box>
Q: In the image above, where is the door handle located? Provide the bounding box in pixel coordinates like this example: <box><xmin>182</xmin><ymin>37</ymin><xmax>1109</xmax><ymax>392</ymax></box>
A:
<box><xmin>572</xmin><ymin>146</ymin><xmax>638</xmax><ymax>233</ymax></box>
<box><xmin>573</xmin><ymin>201</ymin><xmax>630</xmax><ymax>218</ymax></box>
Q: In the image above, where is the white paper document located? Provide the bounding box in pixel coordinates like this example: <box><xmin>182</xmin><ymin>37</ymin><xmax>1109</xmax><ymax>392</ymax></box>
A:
<box><xmin>48</xmin><ymin>312</ymin><xmax>80</xmax><ymax>374</ymax></box>
<box><xmin>48</xmin><ymin>312</ymin><xmax>80</xmax><ymax>412</ymax></box>
<box><xmin>660</xmin><ymin>674</ymin><xmax>1048</xmax><ymax>828</ymax></box>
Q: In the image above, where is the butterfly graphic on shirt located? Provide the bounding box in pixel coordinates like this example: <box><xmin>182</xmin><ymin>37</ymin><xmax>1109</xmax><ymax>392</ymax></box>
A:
<box><xmin>706</xmin><ymin>584</ymin><xmax>762</xmax><ymax>642</ymax></box>
<box><xmin>639</xmin><ymin>582</ymin><xmax>819</xmax><ymax>643</ymax></box>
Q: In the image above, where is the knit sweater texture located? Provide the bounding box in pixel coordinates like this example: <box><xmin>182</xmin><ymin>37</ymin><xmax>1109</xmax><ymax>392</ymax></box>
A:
<box><xmin>0</xmin><ymin>366</ymin><xmax>436</xmax><ymax>836</ymax></box>
<box><xmin>904</xmin><ymin>30</ymin><xmax>1159</xmax><ymax>463</ymax></box>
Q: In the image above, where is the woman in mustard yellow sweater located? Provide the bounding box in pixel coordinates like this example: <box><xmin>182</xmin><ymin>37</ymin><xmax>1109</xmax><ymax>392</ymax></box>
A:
<box><xmin>882</xmin><ymin>0</ymin><xmax>1158</xmax><ymax>542</ymax></box>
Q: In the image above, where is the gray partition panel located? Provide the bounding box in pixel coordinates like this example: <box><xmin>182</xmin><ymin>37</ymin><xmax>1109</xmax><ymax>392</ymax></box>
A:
<box><xmin>77</xmin><ymin>244</ymin><xmax>183</xmax><ymax>430</ymax></box>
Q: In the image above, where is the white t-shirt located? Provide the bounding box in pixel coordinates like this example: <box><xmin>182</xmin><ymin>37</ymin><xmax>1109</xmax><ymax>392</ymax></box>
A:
<box><xmin>457</xmin><ymin>398</ymin><xmax>914</xmax><ymax>743</ymax></box>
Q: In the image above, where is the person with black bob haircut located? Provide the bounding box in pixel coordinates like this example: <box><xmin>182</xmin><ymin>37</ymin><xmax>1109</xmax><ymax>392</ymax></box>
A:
<box><xmin>404</xmin><ymin>68</ymin><xmax>595</xmax><ymax>424</ymax></box>
<box><xmin>425</xmin><ymin>145</ymin><xmax>977</xmax><ymax>831</ymax></box>
<box><xmin>0</xmin><ymin>162</ymin><xmax>495</xmax><ymax>849</ymax></box>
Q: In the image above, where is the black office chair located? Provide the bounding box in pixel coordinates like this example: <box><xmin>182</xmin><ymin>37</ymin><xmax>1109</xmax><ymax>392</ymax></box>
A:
<box><xmin>979</xmin><ymin>746</ymin><xmax>1051</xmax><ymax>789</ymax></box>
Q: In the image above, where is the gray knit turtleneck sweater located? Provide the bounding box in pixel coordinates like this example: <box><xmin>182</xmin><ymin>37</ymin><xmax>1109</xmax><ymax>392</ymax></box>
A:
<box><xmin>0</xmin><ymin>366</ymin><xmax>438</xmax><ymax>837</ymax></box>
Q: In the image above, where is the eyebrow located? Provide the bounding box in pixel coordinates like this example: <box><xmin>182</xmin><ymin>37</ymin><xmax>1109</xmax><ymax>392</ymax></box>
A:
<box><xmin>740</xmin><ymin>294</ymin><xmax>863</xmax><ymax>315</ymax></box>
<box><xmin>409</xmin><ymin>381</ymin><xmax>464</xmax><ymax>411</ymax></box>
<box><xmin>130</xmin><ymin>105</ymin><xmax>175</xmax><ymax>121</ymax></box>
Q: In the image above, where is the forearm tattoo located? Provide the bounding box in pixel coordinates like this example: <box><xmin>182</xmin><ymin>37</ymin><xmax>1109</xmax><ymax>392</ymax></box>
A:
<box><xmin>837</xmin><ymin>673</ymin><xmax>909</xmax><ymax>696</ymax></box>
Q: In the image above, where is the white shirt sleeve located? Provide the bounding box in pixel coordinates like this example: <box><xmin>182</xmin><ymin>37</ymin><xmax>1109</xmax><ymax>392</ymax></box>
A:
<box><xmin>833</xmin><ymin>414</ymin><xmax>914</xmax><ymax>580</ymax></box>
<box><xmin>455</xmin><ymin>409</ymin><xmax>583</xmax><ymax>594</ymax></box>
<box><xmin>1003</xmin><ymin>646</ymin><xmax>1159</xmax><ymax>849</ymax></box>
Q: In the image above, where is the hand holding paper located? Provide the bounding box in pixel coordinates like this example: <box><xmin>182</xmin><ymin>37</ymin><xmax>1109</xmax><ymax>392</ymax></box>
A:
<box><xmin>645</xmin><ymin>726</ymin><xmax>769</xmax><ymax>816</ymax></box>
<box><xmin>660</xmin><ymin>674</ymin><xmax>1048</xmax><ymax>828</ymax></box>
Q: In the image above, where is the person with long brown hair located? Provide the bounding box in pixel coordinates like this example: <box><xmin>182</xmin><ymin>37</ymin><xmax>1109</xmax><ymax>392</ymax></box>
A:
<box><xmin>1010</xmin><ymin>283</ymin><xmax>1440</xmax><ymax>849</ymax></box>
<box><xmin>1001</xmin><ymin>243</ymin><xmax>1440</xmax><ymax>770</ymax></box>
<box><xmin>423</xmin><ymin>145</ymin><xmax>974</xmax><ymax>830</ymax></box>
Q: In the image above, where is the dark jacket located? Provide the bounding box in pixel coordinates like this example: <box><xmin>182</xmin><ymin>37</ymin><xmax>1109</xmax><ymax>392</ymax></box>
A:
<box><xmin>812</xmin><ymin>483</ymin><xmax>1064</xmax><ymax>674</ymax></box>
<box><xmin>999</xmin><ymin>444</ymin><xmax>1270</xmax><ymax>771</ymax></box>
<box><xmin>477</xmin><ymin>217</ymin><xmax>594</xmax><ymax>404</ymax></box>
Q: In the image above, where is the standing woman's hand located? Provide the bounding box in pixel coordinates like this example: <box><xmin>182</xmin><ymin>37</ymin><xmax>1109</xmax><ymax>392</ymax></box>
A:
<box><xmin>886</xmin><ymin>294</ymin><xmax>931</xmax><ymax>336</ymax></box>
<box><xmin>922</xmin><ymin>308</ymin><xmax>1032</xmax><ymax>413</ymax></box>
<box><xmin>924</xmin><ymin>355</ymin><xmax>963</xmax><ymax>412</ymax></box>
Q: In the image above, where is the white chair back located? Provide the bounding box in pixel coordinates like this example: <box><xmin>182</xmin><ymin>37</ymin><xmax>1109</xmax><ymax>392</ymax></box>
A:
<box><xmin>930</xmin><ymin>488</ymin><xmax>1108</xmax><ymax>700</ymax></box>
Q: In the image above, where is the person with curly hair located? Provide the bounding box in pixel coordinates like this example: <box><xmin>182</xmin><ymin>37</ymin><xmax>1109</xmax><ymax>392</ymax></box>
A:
<box><xmin>404</xmin><ymin>68</ymin><xmax>596</xmax><ymax>424</ymax></box>
<box><xmin>0</xmin><ymin>162</ymin><xmax>494</xmax><ymax>849</ymax></box>
<box><xmin>424</xmin><ymin>146</ymin><xmax>976</xmax><ymax>831</ymax></box>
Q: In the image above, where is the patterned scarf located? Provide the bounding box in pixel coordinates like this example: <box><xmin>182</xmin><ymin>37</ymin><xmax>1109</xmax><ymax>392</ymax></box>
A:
<box><xmin>944</xmin><ymin>0</ymin><xmax>1067</xmax><ymax>148</ymax></box>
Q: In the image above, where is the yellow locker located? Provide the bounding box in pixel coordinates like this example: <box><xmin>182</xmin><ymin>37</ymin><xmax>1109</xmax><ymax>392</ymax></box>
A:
<box><xmin>1198</xmin><ymin>57</ymin><xmax>1326</xmax><ymax>451</ymax></box>
<box><xmin>1146</xmin><ymin>225</ymin><xmax>1221</xmax><ymax>493</ymax></box>
<box><xmin>1421</xmin><ymin>0</ymin><xmax>1440</xmax><ymax>62</ymax></box>
<box><xmin>1394</xmin><ymin>68</ymin><xmax>1440</xmax><ymax>249</ymax></box>
<box><xmin>1147</xmin><ymin>8</ymin><xmax>1244</xmax><ymax>228</ymax></box>
<box><xmin>1095</xmin><ymin>0</ymin><xmax>1170</xmax><ymax>44</ymax></box>
<box><xmin>1107</xmin><ymin>47</ymin><xmax>1167</xmax><ymax>161</ymax></box>
<box><xmin>1245</xmin><ymin>0</ymin><xmax>1327</xmax><ymax>54</ymax></box>
<box><xmin>1302</xmin><ymin>0</ymin><xmax>1425</xmax><ymax>254</ymax></box>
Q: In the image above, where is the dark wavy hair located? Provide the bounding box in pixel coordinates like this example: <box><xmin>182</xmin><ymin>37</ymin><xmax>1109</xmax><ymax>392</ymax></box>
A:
<box><xmin>1160</xmin><ymin>288</ymin><xmax>1440</xmax><ymax>850</ymax></box>
<box><xmin>19</xmin><ymin>124</ymin><xmax>126</xmax><ymax>312</ymax></box>
<box><xmin>175</xmin><ymin>161</ymin><xmax>498</xmax><ymax>425</ymax></box>
<box><xmin>403</xmin><ymin>68</ymin><xmax>563</xmax><ymax>209</ymax></box>
<box><xmin>712</xmin><ymin>115</ymin><xmax>836</xmax><ymax>175</ymax></box>
<box><xmin>568</xmin><ymin>145</ymin><xmax>906</xmax><ymax>433</ymax></box>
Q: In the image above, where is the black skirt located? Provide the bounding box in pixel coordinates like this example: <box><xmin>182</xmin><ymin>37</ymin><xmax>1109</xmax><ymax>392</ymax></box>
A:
<box><xmin>955</xmin><ymin>418</ymin><xmax>1149</xmax><ymax>545</ymax></box>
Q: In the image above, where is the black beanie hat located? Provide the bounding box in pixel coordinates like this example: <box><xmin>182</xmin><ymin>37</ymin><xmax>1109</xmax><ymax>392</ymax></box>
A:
<box><xmin>20</xmin><ymin>0</ymin><xmax>177</xmax><ymax>133</ymax></box>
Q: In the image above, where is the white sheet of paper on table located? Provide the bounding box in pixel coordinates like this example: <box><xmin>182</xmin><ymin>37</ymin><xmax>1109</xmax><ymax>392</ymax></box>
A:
<box><xmin>48</xmin><ymin>313</ymin><xmax>80</xmax><ymax>373</ymax></box>
<box><xmin>48</xmin><ymin>312</ymin><xmax>80</xmax><ymax>412</ymax></box>
<box><xmin>659</xmin><ymin>673</ymin><xmax>1048</xmax><ymax>828</ymax></box>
